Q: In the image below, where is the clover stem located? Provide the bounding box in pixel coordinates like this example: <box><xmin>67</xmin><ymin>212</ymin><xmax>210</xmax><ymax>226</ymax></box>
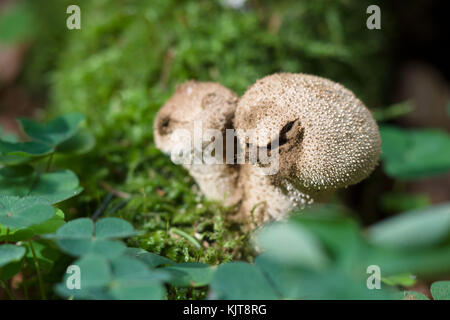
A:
<box><xmin>45</xmin><ymin>153</ymin><xmax>54</xmax><ymax>172</ymax></box>
<box><xmin>28</xmin><ymin>240</ymin><xmax>46</xmax><ymax>300</ymax></box>
<box><xmin>0</xmin><ymin>280</ymin><xmax>15</xmax><ymax>300</ymax></box>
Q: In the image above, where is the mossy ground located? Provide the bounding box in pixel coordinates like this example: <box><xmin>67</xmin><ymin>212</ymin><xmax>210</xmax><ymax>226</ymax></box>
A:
<box><xmin>21</xmin><ymin>0</ymin><xmax>391</xmax><ymax>298</ymax></box>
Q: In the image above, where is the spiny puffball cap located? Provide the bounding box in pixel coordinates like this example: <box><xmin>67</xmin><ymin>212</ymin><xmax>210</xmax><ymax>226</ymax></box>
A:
<box><xmin>234</xmin><ymin>73</ymin><xmax>381</xmax><ymax>191</ymax></box>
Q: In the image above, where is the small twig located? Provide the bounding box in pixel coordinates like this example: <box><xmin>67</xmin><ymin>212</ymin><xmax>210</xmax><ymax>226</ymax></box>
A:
<box><xmin>100</xmin><ymin>181</ymin><xmax>131</xmax><ymax>199</ymax></box>
<box><xmin>92</xmin><ymin>193</ymin><xmax>114</xmax><ymax>220</ymax></box>
<box><xmin>107</xmin><ymin>199</ymin><xmax>129</xmax><ymax>215</ymax></box>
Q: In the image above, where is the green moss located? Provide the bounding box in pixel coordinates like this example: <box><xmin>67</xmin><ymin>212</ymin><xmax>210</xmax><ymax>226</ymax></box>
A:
<box><xmin>25</xmin><ymin>0</ymin><xmax>391</xmax><ymax>293</ymax></box>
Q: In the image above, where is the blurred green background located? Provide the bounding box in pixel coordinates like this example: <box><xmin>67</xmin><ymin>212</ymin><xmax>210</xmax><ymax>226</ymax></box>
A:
<box><xmin>0</xmin><ymin>0</ymin><xmax>449</xmax><ymax>299</ymax></box>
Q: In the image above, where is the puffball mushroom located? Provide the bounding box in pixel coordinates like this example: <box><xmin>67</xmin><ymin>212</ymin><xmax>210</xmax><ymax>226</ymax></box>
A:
<box><xmin>154</xmin><ymin>73</ymin><xmax>381</xmax><ymax>228</ymax></box>
<box><xmin>234</xmin><ymin>73</ymin><xmax>381</xmax><ymax>223</ymax></box>
<box><xmin>154</xmin><ymin>81</ymin><xmax>241</xmax><ymax>206</ymax></box>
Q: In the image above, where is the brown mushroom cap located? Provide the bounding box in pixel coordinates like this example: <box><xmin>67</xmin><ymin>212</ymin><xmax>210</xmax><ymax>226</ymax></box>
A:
<box><xmin>153</xmin><ymin>80</ymin><xmax>241</xmax><ymax>205</ymax></box>
<box><xmin>154</xmin><ymin>80</ymin><xmax>238</xmax><ymax>155</ymax></box>
<box><xmin>234</xmin><ymin>73</ymin><xmax>381</xmax><ymax>192</ymax></box>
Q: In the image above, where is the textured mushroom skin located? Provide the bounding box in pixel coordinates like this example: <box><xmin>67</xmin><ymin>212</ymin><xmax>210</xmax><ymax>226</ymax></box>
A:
<box><xmin>154</xmin><ymin>74</ymin><xmax>381</xmax><ymax>226</ymax></box>
<box><xmin>234</xmin><ymin>73</ymin><xmax>381</xmax><ymax>223</ymax></box>
<box><xmin>154</xmin><ymin>81</ymin><xmax>241</xmax><ymax>205</ymax></box>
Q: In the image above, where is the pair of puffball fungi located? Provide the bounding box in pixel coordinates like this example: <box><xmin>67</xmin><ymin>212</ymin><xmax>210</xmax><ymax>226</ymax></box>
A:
<box><xmin>154</xmin><ymin>73</ymin><xmax>381</xmax><ymax>227</ymax></box>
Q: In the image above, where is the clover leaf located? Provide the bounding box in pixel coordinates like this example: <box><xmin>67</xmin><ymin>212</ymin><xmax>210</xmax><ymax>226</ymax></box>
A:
<box><xmin>0</xmin><ymin>244</ymin><xmax>26</xmax><ymax>267</ymax></box>
<box><xmin>55</xmin><ymin>254</ymin><xmax>167</xmax><ymax>300</ymax></box>
<box><xmin>0</xmin><ymin>195</ymin><xmax>54</xmax><ymax>229</ymax></box>
<box><xmin>54</xmin><ymin>254</ymin><xmax>112</xmax><ymax>299</ymax></box>
<box><xmin>48</xmin><ymin>218</ymin><xmax>136</xmax><ymax>258</ymax></box>
<box><xmin>124</xmin><ymin>248</ymin><xmax>211</xmax><ymax>287</ymax></box>
<box><xmin>164</xmin><ymin>263</ymin><xmax>214</xmax><ymax>287</ymax></box>
<box><xmin>19</xmin><ymin>113</ymin><xmax>86</xmax><ymax>147</ymax></box>
<box><xmin>0</xmin><ymin>140</ymin><xmax>53</xmax><ymax>165</ymax></box>
<box><xmin>56</xmin><ymin>129</ymin><xmax>96</xmax><ymax>155</ymax></box>
<box><xmin>0</xmin><ymin>169</ymin><xmax>83</xmax><ymax>204</ymax></box>
<box><xmin>0</xmin><ymin>209</ymin><xmax>65</xmax><ymax>242</ymax></box>
<box><xmin>380</xmin><ymin>126</ymin><xmax>450</xmax><ymax>179</ymax></box>
<box><xmin>368</xmin><ymin>202</ymin><xmax>450</xmax><ymax>250</ymax></box>
<box><xmin>0</xmin><ymin>165</ymin><xmax>35</xmax><ymax>195</ymax></box>
<box><xmin>430</xmin><ymin>281</ymin><xmax>450</xmax><ymax>300</ymax></box>
<box><xmin>0</xmin><ymin>244</ymin><xmax>26</xmax><ymax>281</ymax></box>
<box><xmin>108</xmin><ymin>256</ymin><xmax>169</xmax><ymax>299</ymax></box>
<box><xmin>210</xmin><ymin>262</ymin><xmax>280</xmax><ymax>300</ymax></box>
<box><xmin>26</xmin><ymin>170</ymin><xmax>83</xmax><ymax>204</ymax></box>
<box><xmin>0</xmin><ymin>113</ymin><xmax>93</xmax><ymax>165</ymax></box>
<box><xmin>256</xmin><ymin>222</ymin><xmax>329</xmax><ymax>270</ymax></box>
